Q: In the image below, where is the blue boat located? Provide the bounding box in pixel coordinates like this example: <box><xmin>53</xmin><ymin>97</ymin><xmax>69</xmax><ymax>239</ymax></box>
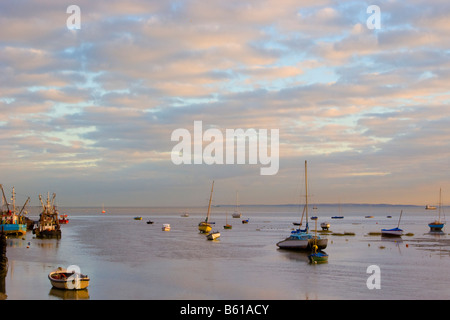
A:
<box><xmin>308</xmin><ymin>249</ymin><xmax>328</xmax><ymax>263</ymax></box>
<box><xmin>1</xmin><ymin>185</ymin><xmax>29</xmax><ymax>237</ymax></box>
<box><xmin>381</xmin><ymin>210</ymin><xmax>404</xmax><ymax>237</ymax></box>
<box><xmin>428</xmin><ymin>188</ymin><xmax>445</xmax><ymax>232</ymax></box>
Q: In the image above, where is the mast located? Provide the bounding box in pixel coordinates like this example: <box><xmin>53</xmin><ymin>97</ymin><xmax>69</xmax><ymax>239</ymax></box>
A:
<box><xmin>305</xmin><ymin>160</ymin><xmax>309</xmax><ymax>231</ymax></box>
<box><xmin>0</xmin><ymin>185</ymin><xmax>10</xmax><ymax>213</ymax></box>
<box><xmin>206</xmin><ymin>180</ymin><xmax>214</xmax><ymax>222</ymax></box>
<box><xmin>397</xmin><ymin>210</ymin><xmax>403</xmax><ymax>228</ymax></box>
<box><xmin>12</xmin><ymin>187</ymin><xmax>16</xmax><ymax>214</ymax></box>
<box><xmin>439</xmin><ymin>187</ymin><xmax>442</xmax><ymax>222</ymax></box>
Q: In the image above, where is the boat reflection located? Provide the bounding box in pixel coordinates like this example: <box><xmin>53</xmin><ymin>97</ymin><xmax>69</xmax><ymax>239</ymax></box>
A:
<box><xmin>49</xmin><ymin>288</ymin><xmax>90</xmax><ymax>300</ymax></box>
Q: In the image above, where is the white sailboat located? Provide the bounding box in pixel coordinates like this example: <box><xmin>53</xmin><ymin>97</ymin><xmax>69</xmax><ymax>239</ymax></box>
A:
<box><xmin>232</xmin><ymin>191</ymin><xmax>242</xmax><ymax>218</ymax></box>
<box><xmin>277</xmin><ymin>161</ymin><xmax>327</xmax><ymax>250</ymax></box>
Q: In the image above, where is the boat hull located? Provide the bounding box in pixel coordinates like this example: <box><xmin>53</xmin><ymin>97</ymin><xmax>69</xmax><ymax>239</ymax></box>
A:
<box><xmin>48</xmin><ymin>270</ymin><xmax>90</xmax><ymax>290</ymax></box>
<box><xmin>308</xmin><ymin>251</ymin><xmax>328</xmax><ymax>263</ymax></box>
<box><xmin>223</xmin><ymin>224</ymin><xmax>232</xmax><ymax>229</ymax></box>
<box><xmin>0</xmin><ymin>224</ymin><xmax>26</xmax><ymax>236</ymax></box>
<box><xmin>277</xmin><ymin>236</ymin><xmax>327</xmax><ymax>251</ymax></box>
<box><xmin>35</xmin><ymin>229</ymin><xmax>61</xmax><ymax>239</ymax></box>
<box><xmin>198</xmin><ymin>222</ymin><xmax>212</xmax><ymax>233</ymax></box>
<box><xmin>381</xmin><ymin>228</ymin><xmax>403</xmax><ymax>237</ymax></box>
<box><xmin>428</xmin><ymin>222</ymin><xmax>444</xmax><ymax>231</ymax></box>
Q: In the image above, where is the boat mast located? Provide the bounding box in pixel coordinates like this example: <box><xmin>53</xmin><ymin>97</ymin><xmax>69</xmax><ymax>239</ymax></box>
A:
<box><xmin>305</xmin><ymin>160</ymin><xmax>309</xmax><ymax>231</ymax></box>
<box><xmin>397</xmin><ymin>210</ymin><xmax>403</xmax><ymax>229</ymax></box>
<box><xmin>206</xmin><ymin>180</ymin><xmax>214</xmax><ymax>223</ymax></box>
<box><xmin>438</xmin><ymin>188</ymin><xmax>442</xmax><ymax>223</ymax></box>
<box><xmin>0</xmin><ymin>185</ymin><xmax>10</xmax><ymax>213</ymax></box>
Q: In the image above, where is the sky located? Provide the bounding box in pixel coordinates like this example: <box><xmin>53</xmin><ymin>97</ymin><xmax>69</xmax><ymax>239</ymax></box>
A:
<box><xmin>1</xmin><ymin>0</ymin><xmax>449</xmax><ymax>207</ymax></box>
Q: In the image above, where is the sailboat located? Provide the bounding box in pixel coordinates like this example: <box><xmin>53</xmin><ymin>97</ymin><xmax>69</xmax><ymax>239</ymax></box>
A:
<box><xmin>198</xmin><ymin>181</ymin><xmax>214</xmax><ymax>234</ymax></box>
<box><xmin>232</xmin><ymin>192</ymin><xmax>242</xmax><ymax>218</ymax></box>
<box><xmin>277</xmin><ymin>161</ymin><xmax>328</xmax><ymax>251</ymax></box>
<box><xmin>224</xmin><ymin>212</ymin><xmax>232</xmax><ymax>229</ymax></box>
<box><xmin>428</xmin><ymin>188</ymin><xmax>446</xmax><ymax>232</ymax></box>
<box><xmin>101</xmin><ymin>204</ymin><xmax>106</xmax><ymax>214</ymax></box>
<box><xmin>308</xmin><ymin>218</ymin><xmax>328</xmax><ymax>263</ymax></box>
<box><xmin>381</xmin><ymin>210</ymin><xmax>404</xmax><ymax>237</ymax></box>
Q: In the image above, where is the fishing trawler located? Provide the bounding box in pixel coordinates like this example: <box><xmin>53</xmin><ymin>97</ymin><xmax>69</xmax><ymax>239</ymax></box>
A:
<box><xmin>277</xmin><ymin>161</ymin><xmax>328</xmax><ymax>251</ymax></box>
<box><xmin>0</xmin><ymin>185</ymin><xmax>29</xmax><ymax>236</ymax></box>
<box><xmin>33</xmin><ymin>192</ymin><xmax>62</xmax><ymax>239</ymax></box>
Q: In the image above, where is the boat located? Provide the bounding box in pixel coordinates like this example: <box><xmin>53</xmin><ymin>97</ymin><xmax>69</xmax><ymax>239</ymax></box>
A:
<box><xmin>206</xmin><ymin>230</ymin><xmax>220</xmax><ymax>240</ymax></box>
<box><xmin>223</xmin><ymin>212</ymin><xmax>232</xmax><ymax>229</ymax></box>
<box><xmin>310</xmin><ymin>216</ymin><xmax>318</xmax><ymax>220</ymax></box>
<box><xmin>387</xmin><ymin>215</ymin><xmax>392</xmax><ymax>218</ymax></box>
<box><xmin>242</xmin><ymin>219</ymin><xmax>249</xmax><ymax>224</ymax></box>
<box><xmin>232</xmin><ymin>191</ymin><xmax>242</xmax><ymax>218</ymax></box>
<box><xmin>320</xmin><ymin>222</ymin><xmax>330</xmax><ymax>230</ymax></box>
<box><xmin>134</xmin><ymin>216</ymin><xmax>142</xmax><ymax>220</ymax></box>
<box><xmin>277</xmin><ymin>161</ymin><xmax>328</xmax><ymax>251</ymax></box>
<box><xmin>381</xmin><ymin>210</ymin><xmax>404</xmax><ymax>237</ymax></box>
<box><xmin>146</xmin><ymin>220</ymin><xmax>154</xmax><ymax>224</ymax></box>
<box><xmin>331</xmin><ymin>216</ymin><xmax>344</xmax><ymax>219</ymax></box>
<box><xmin>59</xmin><ymin>214</ymin><xmax>69</xmax><ymax>224</ymax></box>
<box><xmin>162</xmin><ymin>224</ymin><xmax>170</xmax><ymax>231</ymax></box>
<box><xmin>0</xmin><ymin>185</ymin><xmax>29</xmax><ymax>237</ymax></box>
<box><xmin>33</xmin><ymin>192</ymin><xmax>61</xmax><ymax>239</ymax></box>
<box><xmin>181</xmin><ymin>212</ymin><xmax>189</xmax><ymax>217</ymax></box>
<box><xmin>101</xmin><ymin>203</ymin><xmax>106</xmax><ymax>214</ymax></box>
<box><xmin>426</xmin><ymin>205</ymin><xmax>437</xmax><ymax>210</ymax></box>
<box><xmin>308</xmin><ymin>219</ymin><xmax>328</xmax><ymax>263</ymax></box>
<box><xmin>198</xmin><ymin>181</ymin><xmax>214</xmax><ymax>233</ymax></box>
<box><xmin>48</xmin><ymin>267</ymin><xmax>90</xmax><ymax>290</ymax></box>
<box><xmin>365</xmin><ymin>215</ymin><xmax>374</xmax><ymax>218</ymax></box>
<box><xmin>428</xmin><ymin>188</ymin><xmax>446</xmax><ymax>232</ymax></box>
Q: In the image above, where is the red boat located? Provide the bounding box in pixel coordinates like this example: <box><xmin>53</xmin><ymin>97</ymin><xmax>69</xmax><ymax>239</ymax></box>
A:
<box><xmin>59</xmin><ymin>214</ymin><xmax>69</xmax><ymax>224</ymax></box>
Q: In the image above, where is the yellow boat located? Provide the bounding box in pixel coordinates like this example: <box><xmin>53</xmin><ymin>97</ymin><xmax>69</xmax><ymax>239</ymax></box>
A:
<box><xmin>198</xmin><ymin>181</ymin><xmax>214</xmax><ymax>233</ymax></box>
<box><xmin>48</xmin><ymin>267</ymin><xmax>90</xmax><ymax>290</ymax></box>
<box><xmin>134</xmin><ymin>216</ymin><xmax>142</xmax><ymax>220</ymax></box>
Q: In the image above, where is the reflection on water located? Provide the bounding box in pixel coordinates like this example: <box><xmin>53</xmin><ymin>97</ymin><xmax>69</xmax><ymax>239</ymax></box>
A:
<box><xmin>3</xmin><ymin>205</ymin><xmax>450</xmax><ymax>299</ymax></box>
<box><xmin>49</xmin><ymin>288</ymin><xmax>90</xmax><ymax>300</ymax></box>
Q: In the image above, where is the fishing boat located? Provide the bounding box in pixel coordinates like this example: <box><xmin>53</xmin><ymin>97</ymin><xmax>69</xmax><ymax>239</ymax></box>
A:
<box><xmin>425</xmin><ymin>205</ymin><xmax>437</xmax><ymax>210</ymax></box>
<box><xmin>428</xmin><ymin>188</ymin><xmax>446</xmax><ymax>232</ymax></box>
<box><xmin>308</xmin><ymin>219</ymin><xmax>328</xmax><ymax>263</ymax></box>
<box><xmin>134</xmin><ymin>216</ymin><xmax>142</xmax><ymax>220</ymax></box>
<box><xmin>206</xmin><ymin>230</ymin><xmax>220</xmax><ymax>240</ymax></box>
<box><xmin>0</xmin><ymin>185</ymin><xmax>29</xmax><ymax>237</ymax></box>
<box><xmin>162</xmin><ymin>224</ymin><xmax>170</xmax><ymax>231</ymax></box>
<box><xmin>198</xmin><ymin>181</ymin><xmax>214</xmax><ymax>233</ymax></box>
<box><xmin>223</xmin><ymin>212</ymin><xmax>232</xmax><ymax>229</ymax></box>
<box><xmin>277</xmin><ymin>161</ymin><xmax>327</xmax><ymax>251</ymax></box>
<box><xmin>34</xmin><ymin>193</ymin><xmax>61</xmax><ymax>239</ymax></box>
<box><xmin>48</xmin><ymin>267</ymin><xmax>90</xmax><ymax>290</ymax></box>
<box><xmin>381</xmin><ymin>210</ymin><xmax>404</xmax><ymax>237</ymax></box>
<box><xmin>59</xmin><ymin>214</ymin><xmax>69</xmax><ymax>224</ymax></box>
<box><xmin>232</xmin><ymin>191</ymin><xmax>242</xmax><ymax>218</ymax></box>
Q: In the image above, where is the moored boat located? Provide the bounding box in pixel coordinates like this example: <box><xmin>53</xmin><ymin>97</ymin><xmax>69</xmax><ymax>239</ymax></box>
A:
<box><xmin>320</xmin><ymin>222</ymin><xmax>330</xmax><ymax>230</ymax></box>
<box><xmin>48</xmin><ymin>267</ymin><xmax>90</xmax><ymax>290</ymax></box>
<box><xmin>277</xmin><ymin>161</ymin><xmax>327</xmax><ymax>251</ymax></box>
<box><xmin>381</xmin><ymin>210</ymin><xmax>404</xmax><ymax>237</ymax></box>
<box><xmin>425</xmin><ymin>205</ymin><xmax>437</xmax><ymax>210</ymax></box>
<box><xmin>206</xmin><ymin>230</ymin><xmax>220</xmax><ymax>240</ymax></box>
<box><xmin>162</xmin><ymin>223</ymin><xmax>170</xmax><ymax>231</ymax></box>
<box><xmin>242</xmin><ymin>219</ymin><xmax>249</xmax><ymax>224</ymax></box>
<box><xmin>232</xmin><ymin>192</ymin><xmax>242</xmax><ymax>218</ymax></box>
<box><xmin>0</xmin><ymin>185</ymin><xmax>29</xmax><ymax>237</ymax></box>
<box><xmin>428</xmin><ymin>188</ymin><xmax>446</xmax><ymax>232</ymax></box>
<box><xmin>59</xmin><ymin>214</ymin><xmax>69</xmax><ymax>224</ymax></box>
<box><xmin>198</xmin><ymin>181</ymin><xmax>214</xmax><ymax>234</ymax></box>
<box><xmin>34</xmin><ymin>192</ymin><xmax>61</xmax><ymax>239</ymax></box>
<box><xmin>134</xmin><ymin>216</ymin><xmax>142</xmax><ymax>220</ymax></box>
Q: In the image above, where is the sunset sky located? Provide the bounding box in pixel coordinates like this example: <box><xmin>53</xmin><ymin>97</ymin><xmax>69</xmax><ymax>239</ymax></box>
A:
<box><xmin>1</xmin><ymin>0</ymin><xmax>449</xmax><ymax>207</ymax></box>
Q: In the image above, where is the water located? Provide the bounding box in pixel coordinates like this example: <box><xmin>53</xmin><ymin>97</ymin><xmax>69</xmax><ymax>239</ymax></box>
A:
<box><xmin>2</xmin><ymin>205</ymin><xmax>450</xmax><ymax>300</ymax></box>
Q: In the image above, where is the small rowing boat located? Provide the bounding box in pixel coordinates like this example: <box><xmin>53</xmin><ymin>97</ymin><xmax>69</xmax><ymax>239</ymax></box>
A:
<box><xmin>48</xmin><ymin>267</ymin><xmax>90</xmax><ymax>290</ymax></box>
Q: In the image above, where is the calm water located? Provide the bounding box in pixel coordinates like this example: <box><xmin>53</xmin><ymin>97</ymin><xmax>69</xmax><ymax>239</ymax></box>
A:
<box><xmin>2</xmin><ymin>205</ymin><xmax>450</xmax><ymax>300</ymax></box>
